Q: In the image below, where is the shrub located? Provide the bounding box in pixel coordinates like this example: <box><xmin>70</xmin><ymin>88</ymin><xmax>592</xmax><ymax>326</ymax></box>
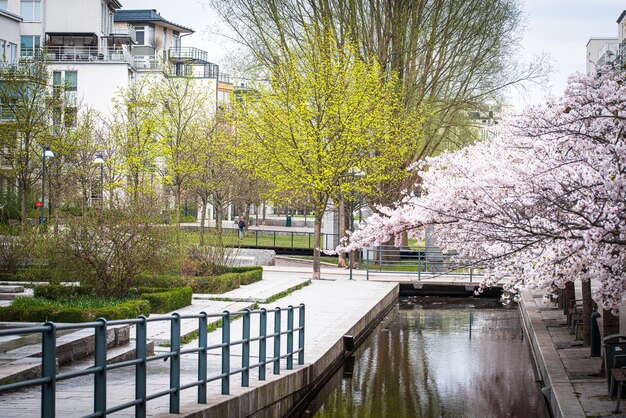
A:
<box><xmin>0</xmin><ymin>226</ymin><xmax>38</xmax><ymax>273</ymax></box>
<box><xmin>49</xmin><ymin>207</ymin><xmax>175</xmax><ymax>297</ymax></box>
<box><xmin>0</xmin><ymin>298</ymin><xmax>150</xmax><ymax>322</ymax></box>
<box><xmin>139</xmin><ymin>287</ymin><xmax>192</xmax><ymax>313</ymax></box>
<box><xmin>180</xmin><ymin>245</ymin><xmax>240</xmax><ymax>277</ymax></box>
<box><xmin>34</xmin><ymin>285</ymin><xmax>93</xmax><ymax>299</ymax></box>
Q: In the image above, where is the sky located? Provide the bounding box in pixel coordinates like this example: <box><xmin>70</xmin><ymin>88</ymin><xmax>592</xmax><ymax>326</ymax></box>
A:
<box><xmin>121</xmin><ymin>0</ymin><xmax>623</xmax><ymax>108</ymax></box>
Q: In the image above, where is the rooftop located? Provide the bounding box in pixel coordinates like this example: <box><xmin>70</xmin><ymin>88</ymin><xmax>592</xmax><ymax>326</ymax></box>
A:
<box><xmin>0</xmin><ymin>9</ymin><xmax>23</xmax><ymax>22</ymax></box>
<box><xmin>114</xmin><ymin>9</ymin><xmax>193</xmax><ymax>34</ymax></box>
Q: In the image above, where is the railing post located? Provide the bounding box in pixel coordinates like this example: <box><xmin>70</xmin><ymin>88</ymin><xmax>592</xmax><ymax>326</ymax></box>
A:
<box><xmin>274</xmin><ymin>307</ymin><xmax>281</xmax><ymax>375</ymax></box>
<box><xmin>198</xmin><ymin>312</ymin><xmax>208</xmax><ymax>404</ymax></box>
<box><xmin>298</xmin><ymin>304</ymin><xmax>305</xmax><ymax>365</ymax></box>
<box><xmin>366</xmin><ymin>249</ymin><xmax>369</xmax><ymax>281</ymax></box>
<box><xmin>273</xmin><ymin>231</ymin><xmax>276</xmax><ymax>247</ymax></box>
<box><xmin>255</xmin><ymin>230</ymin><xmax>258</xmax><ymax>246</ymax></box>
<box><xmin>418</xmin><ymin>249</ymin><xmax>421</xmax><ymax>282</ymax></box>
<box><xmin>470</xmin><ymin>267</ymin><xmax>473</xmax><ymax>283</ymax></box>
<box><xmin>94</xmin><ymin>318</ymin><xmax>108</xmax><ymax>416</ymax></box>
<box><xmin>42</xmin><ymin>322</ymin><xmax>56</xmax><ymax>418</ymax></box>
<box><xmin>242</xmin><ymin>309</ymin><xmax>251</xmax><ymax>387</ymax></box>
<box><xmin>259</xmin><ymin>308</ymin><xmax>267</xmax><ymax>381</ymax></box>
<box><xmin>221</xmin><ymin>311</ymin><xmax>230</xmax><ymax>395</ymax></box>
<box><xmin>291</xmin><ymin>231</ymin><xmax>294</xmax><ymax>248</ymax></box>
<box><xmin>170</xmin><ymin>313</ymin><xmax>181</xmax><ymax>414</ymax></box>
<box><xmin>308</xmin><ymin>233</ymin><xmax>311</xmax><ymax>249</ymax></box>
<box><xmin>135</xmin><ymin>315</ymin><xmax>147</xmax><ymax>418</ymax></box>
<box><xmin>379</xmin><ymin>246</ymin><xmax>382</xmax><ymax>271</ymax></box>
<box><xmin>287</xmin><ymin>306</ymin><xmax>294</xmax><ymax>370</ymax></box>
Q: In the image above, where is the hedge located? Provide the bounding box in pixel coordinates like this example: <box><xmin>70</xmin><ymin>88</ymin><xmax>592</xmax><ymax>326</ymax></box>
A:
<box><xmin>140</xmin><ymin>267</ymin><xmax>263</xmax><ymax>294</ymax></box>
<box><xmin>0</xmin><ymin>299</ymin><xmax>150</xmax><ymax>322</ymax></box>
<box><xmin>0</xmin><ymin>269</ymin><xmax>72</xmax><ymax>284</ymax></box>
<box><xmin>138</xmin><ymin>287</ymin><xmax>192</xmax><ymax>314</ymax></box>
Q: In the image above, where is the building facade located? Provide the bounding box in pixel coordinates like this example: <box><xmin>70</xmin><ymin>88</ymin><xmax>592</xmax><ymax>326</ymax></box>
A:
<box><xmin>586</xmin><ymin>10</ymin><xmax>626</xmax><ymax>75</ymax></box>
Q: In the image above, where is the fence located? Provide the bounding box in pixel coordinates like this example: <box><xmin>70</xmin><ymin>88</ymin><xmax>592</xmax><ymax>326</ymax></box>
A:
<box><xmin>0</xmin><ymin>304</ymin><xmax>305</xmax><ymax>417</ymax></box>
<box><xmin>365</xmin><ymin>245</ymin><xmax>483</xmax><ymax>281</ymax></box>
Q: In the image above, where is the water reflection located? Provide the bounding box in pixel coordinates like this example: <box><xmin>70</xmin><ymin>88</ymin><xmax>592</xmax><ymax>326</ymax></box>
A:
<box><xmin>307</xmin><ymin>297</ymin><xmax>546</xmax><ymax>418</ymax></box>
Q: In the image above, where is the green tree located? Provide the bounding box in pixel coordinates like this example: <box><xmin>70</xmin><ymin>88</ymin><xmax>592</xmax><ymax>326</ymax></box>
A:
<box><xmin>234</xmin><ymin>33</ymin><xmax>422</xmax><ymax>278</ymax></box>
<box><xmin>0</xmin><ymin>61</ymin><xmax>55</xmax><ymax>222</ymax></box>
<box><xmin>150</xmin><ymin>76</ymin><xmax>212</xmax><ymax>245</ymax></box>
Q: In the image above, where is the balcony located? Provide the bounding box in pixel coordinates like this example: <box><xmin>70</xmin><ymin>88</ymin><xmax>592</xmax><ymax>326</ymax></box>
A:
<box><xmin>167</xmin><ymin>47</ymin><xmax>209</xmax><ymax>64</ymax></box>
<box><xmin>133</xmin><ymin>56</ymin><xmax>161</xmax><ymax>70</ymax></box>
<box><xmin>105</xmin><ymin>24</ymin><xmax>136</xmax><ymax>44</ymax></box>
<box><xmin>32</xmin><ymin>47</ymin><xmax>133</xmax><ymax>64</ymax></box>
<box><xmin>597</xmin><ymin>42</ymin><xmax>619</xmax><ymax>67</ymax></box>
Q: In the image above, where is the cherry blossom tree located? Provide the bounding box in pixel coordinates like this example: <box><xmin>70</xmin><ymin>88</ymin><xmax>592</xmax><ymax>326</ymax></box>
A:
<box><xmin>341</xmin><ymin>71</ymin><xmax>626</xmax><ymax>317</ymax></box>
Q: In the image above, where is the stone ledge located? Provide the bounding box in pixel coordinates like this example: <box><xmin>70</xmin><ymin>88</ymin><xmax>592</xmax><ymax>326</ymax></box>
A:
<box><xmin>519</xmin><ymin>291</ymin><xmax>585</xmax><ymax>418</ymax></box>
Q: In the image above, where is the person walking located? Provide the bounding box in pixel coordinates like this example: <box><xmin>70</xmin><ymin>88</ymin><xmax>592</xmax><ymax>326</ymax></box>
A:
<box><xmin>238</xmin><ymin>217</ymin><xmax>246</xmax><ymax>240</ymax></box>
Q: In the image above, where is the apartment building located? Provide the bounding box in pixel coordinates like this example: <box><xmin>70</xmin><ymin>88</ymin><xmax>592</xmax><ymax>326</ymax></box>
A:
<box><xmin>586</xmin><ymin>10</ymin><xmax>626</xmax><ymax>75</ymax></box>
<box><xmin>0</xmin><ymin>1</ymin><xmax>229</xmax><ymax>119</ymax></box>
<box><xmin>0</xmin><ymin>6</ymin><xmax>21</xmax><ymax>65</ymax></box>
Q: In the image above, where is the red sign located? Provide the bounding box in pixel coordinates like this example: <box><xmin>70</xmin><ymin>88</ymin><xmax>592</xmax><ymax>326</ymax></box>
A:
<box><xmin>35</xmin><ymin>201</ymin><xmax>42</xmax><ymax>208</ymax></box>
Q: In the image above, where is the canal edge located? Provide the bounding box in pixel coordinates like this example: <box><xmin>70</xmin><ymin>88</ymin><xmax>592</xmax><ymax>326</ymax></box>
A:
<box><xmin>519</xmin><ymin>290</ymin><xmax>585</xmax><ymax>418</ymax></box>
<box><xmin>157</xmin><ymin>283</ymin><xmax>400</xmax><ymax>418</ymax></box>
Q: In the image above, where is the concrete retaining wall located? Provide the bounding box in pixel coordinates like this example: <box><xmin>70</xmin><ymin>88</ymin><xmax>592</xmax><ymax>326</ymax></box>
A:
<box><xmin>161</xmin><ymin>284</ymin><xmax>399</xmax><ymax>418</ymax></box>
<box><xmin>518</xmin><ymin>291</ymin><xmax>585</xmax><ymax>418</ymax></box>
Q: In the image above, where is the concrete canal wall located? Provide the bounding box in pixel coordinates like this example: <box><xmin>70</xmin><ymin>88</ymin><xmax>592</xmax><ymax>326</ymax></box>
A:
<box><xmin>160</xmin><ymin>281</ymin><xmax>399</xmax><ymax>418</ymax></box>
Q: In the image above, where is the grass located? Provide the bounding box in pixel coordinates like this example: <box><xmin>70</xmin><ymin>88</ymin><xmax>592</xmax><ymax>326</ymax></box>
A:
<box><xmin>289</xmin><ymin>256</ymin><xmax>339</xmax><ymax>264</ymax></box>
<box><xmin>172</xmin><ymin>229</ymin><xmax>327</xmax><ymax>249</ymax></box>
<box><xmin>265</xmin><ymin>281</ymin><xmax>310</xmax><ymax>304</ymax></box>
<box><xmin>11</xmin><ymin>296</ymin><xmax>129</xmax><ymax>309</ymax></box>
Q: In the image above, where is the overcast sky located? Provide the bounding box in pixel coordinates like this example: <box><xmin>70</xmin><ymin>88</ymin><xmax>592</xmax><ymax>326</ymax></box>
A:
<box><xmin>121</xmin><ymin>0</ymin><xmax>623</xmax><ymax>108</ymax></box>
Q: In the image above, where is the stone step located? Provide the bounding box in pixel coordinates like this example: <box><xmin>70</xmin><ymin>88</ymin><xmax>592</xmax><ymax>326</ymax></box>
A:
<box><xmin>0</xmin><ymin>339</ymin><xmax>155</xmax><ymax>387</ymax></box>
<box><xmin>0</xmin><ymin>286</ymin><xmax>24</xmax><ymax>294</ymax></box>
<box><xmin>0</xmin><ymin>293</ymin><xmax>29</xmax><ymax>301</ymax></box>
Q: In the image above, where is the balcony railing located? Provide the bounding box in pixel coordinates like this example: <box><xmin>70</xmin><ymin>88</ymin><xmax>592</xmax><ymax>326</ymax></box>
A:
<box><xmin>597</xmin><ymin>42</ymin><xmax>619</xmax><ymax>67</ymax></box>
<box><xmin>168</xmin><ymin>47</ymin><xmax>209</xmax><ymax>64</ymax></box>
<box><xmin>108</xmin><ymin>24</ymin><xmax>136</xmax><ymax>43</ymax></box>
<box><xmin>133</xmin><ymin>55</ymin><xmax>161</xmax><ymax>70</ymax></box>
<box><xmin>20</xmin><ymin>47</ymin><xmax>133</xmax><ymax>64</ymax></box>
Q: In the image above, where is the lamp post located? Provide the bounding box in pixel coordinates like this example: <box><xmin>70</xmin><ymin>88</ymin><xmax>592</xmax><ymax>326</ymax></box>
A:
<box><xmin>40</xmin><ymin>146</ymin><xmax>54</xmax><ymax>224</ymax></box>
<box><xmin>348</xmin><ymin>168</ymin><xmax>365</xmax><ymax>280</ymax></box>
<box><xmin>93</xmin><ymin>154</ymin><xmax>105</xmax><ymax>210</ymax></box>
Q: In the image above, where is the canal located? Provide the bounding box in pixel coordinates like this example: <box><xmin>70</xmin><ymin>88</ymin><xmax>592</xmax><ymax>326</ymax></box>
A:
<box><xmin>304</xmin><ymin>296</ymin><xmax>548</xmax><ymax>417</ymax></box>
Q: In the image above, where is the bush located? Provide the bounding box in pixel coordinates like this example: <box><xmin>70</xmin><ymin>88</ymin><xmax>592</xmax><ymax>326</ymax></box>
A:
<box><xmin>140</xmin><ymin>267</ymin><xmax>263</xmax><ymax>294</ymax></box>
<box><xmin>180</xmin><ymin>245</ymin><xmax>240</xmax><ymax>277</ymax></box>
<box><xmin>49</xmin><ymin>208</ymin><xmax>175</xmax><ymax>297</ymax></box>
<box><xmin>0</xmin><ymin>298</ymin><xmax>151</xmax><ymax>322</ymax></box>
<box><xmin>34</xmin><ymin>285</ymin><xmax>93</xmax><ymax>299</ymax></box>
<box><xmin>0</xmin><ymin>226</ymin><xmax>38</xmax><ymax>273</ymax></box>
<box><xmin>138</xmin><ymin>287</ymin><xmax>192</xmax><ymax>314</ymax></box>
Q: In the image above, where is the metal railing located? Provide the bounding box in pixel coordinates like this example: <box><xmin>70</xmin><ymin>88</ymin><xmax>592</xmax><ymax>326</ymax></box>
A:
<box><xmin>365</xmin><ymin>245</ymin><xmax>484</xmax><ymax>281</ymax></box>
<box><xmin>20</xmin><ymin>47</ymin><xmax>133</xmax><ymax>64</ymax></box>
<box><xmin>0</xmin><ymin>304</ymin><xmax>305</xmax><ymax>417</ymax></box>
<box><xmin>168</xmin><ymin>47</ymin><xmax>210</xmax><ymax>63</ymax></box>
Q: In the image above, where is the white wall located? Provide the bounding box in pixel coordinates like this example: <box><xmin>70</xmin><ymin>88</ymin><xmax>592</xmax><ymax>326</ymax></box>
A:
<box><xmin>0</xmin><ymin>14</ymin><xmax>20</xmax><ymax>46</ymax></box>
<box><xmin>45</xmin><ymin>0</ymin><xmax>102</xmax><ymax>35</ymax></box>
<box><xmin>49</xmin><ymin>62</ymin><xmax>131</xmax><ymax>117</ymax></box>
<box><xmin>586</xmin><ymin>37</ymin><xmax>618</xmax><ymax>75</ymax></box>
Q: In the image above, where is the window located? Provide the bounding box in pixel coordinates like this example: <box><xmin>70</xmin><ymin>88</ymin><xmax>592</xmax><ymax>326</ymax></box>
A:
<box><xmin>20</xmin><ymin>35</ymin><xmax>40</xmax><ymax>57</ymax></box>
<box><xmin>0</xmin><ymin>1</ymin><xmax>7</xmax><ymax>11</ymax></box>
<box><xmin>64</xmin><ymin>71</ymin><xmax>78</xmax><ymax>91</ymax></box>
<box><xmin>135</xmin><ymin>26</ymin><xmax>145</xmax><ymax>45</ymax></box>
<box><xmin>20</xmin><ymin>0</ymin><xmax>41</xmax><ymax>22</ymax></box>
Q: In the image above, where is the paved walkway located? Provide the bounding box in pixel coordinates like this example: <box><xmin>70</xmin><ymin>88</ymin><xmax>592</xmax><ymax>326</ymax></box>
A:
<box><xmin>0</xmin><ymin>265</ymin><xmax>397</xmax><ymax>417</ymax></box>
<box><xmin>524</xmin><ymin>289</ymin><xmax>625</xmax><ymax>417</ymax></box>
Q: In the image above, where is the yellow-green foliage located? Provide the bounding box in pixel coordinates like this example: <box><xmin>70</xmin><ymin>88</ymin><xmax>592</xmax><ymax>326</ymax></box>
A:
<box><xmin>234</xmin><ymin>31</ymin><xmax>425</xmax><ymax>210</ymax></box>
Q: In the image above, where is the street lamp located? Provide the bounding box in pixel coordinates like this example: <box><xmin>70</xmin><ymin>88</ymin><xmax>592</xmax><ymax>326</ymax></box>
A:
<box><xmin>347</xmin><ymin>168</ymin><xmax>365</xmax><ymax>280</ymax></box>
<box><xmin>40</xmin><ymin>146</ymin><xmax>54</xmax><ymax>224</ymax></box>
<box><xmin>93</xmin><ymin>154</ymin><xmax>105</xmax><ymax>210</ymax></box>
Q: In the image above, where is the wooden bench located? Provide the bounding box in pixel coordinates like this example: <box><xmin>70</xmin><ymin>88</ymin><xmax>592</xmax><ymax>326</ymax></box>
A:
<box><xmin>611</xmin><ymin>368</ymin><xmax>626</xmax><ymax>413</ymax></box>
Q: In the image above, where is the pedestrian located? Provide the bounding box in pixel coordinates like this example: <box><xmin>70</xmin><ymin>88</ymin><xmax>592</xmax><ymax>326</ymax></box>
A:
<box><xmin>238</xmin><ymin>217</ymin><xmax>246</xmax><ymax>239</ymax></box>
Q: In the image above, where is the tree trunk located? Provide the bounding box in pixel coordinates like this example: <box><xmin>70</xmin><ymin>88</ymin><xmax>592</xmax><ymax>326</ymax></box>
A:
<box><xmin>199</xmin><ymin>197</ymin><xmax>207</xmax><ymax>246</ymax></box>
<box><xmin>262</xmin><ymin>201</ymin><xmax>266</xmax><ymax>224</ymax></box>
<box><xmin>175</xmin><ymin>184</ymin><xmax>181</xmax><ymax>248</ymax></box>
<box><xmin>20</xmin><ymin>181</ymin><xmax>27</xmax><ymax>223</ymax></box>
<box><xmin>582</xmin><ymin>279</ymin><xmax>593</xmax><ymax>347</ymax></box>
<box><xmin>337</xmin><ymin>198</ymin><xmax>347</xmax><ymax>268</ymax></box>
<box><xmin>215</xmin><ymin>202</ymin><xmax>224</xmax><ymax>247</ymax></box>
<box><xmin>313</xmin><ymin>213</ymin><xmax>323</xmax><ymax>280</ymax></box>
